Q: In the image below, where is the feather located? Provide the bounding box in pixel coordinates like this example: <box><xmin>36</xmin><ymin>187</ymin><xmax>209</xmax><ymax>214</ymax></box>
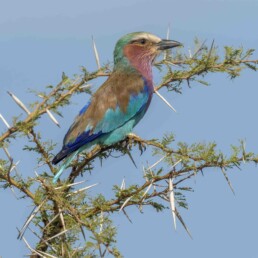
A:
<box><xmin>52</xmin><ymin>73</ymin><xmax>152</xmax><ymax>182</ymax></box>
<box><xmin>52</xmin><ymin>32</ymin><xmax>182</xmax><ymax>183</ymax></box>
<box><xmin>53</xmin><ymin>150</ymin><xmax>79</xmax><ymax>183</ymax></box>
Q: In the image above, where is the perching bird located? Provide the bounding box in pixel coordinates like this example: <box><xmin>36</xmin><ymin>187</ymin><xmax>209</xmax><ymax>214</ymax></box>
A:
<box><xmin>52</xmin><ymin>32</ymin><xmax>182</xmax><ymax>183</ymax></box>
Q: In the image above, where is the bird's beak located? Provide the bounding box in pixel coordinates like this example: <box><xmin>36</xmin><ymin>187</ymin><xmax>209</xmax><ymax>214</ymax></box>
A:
<box><xmin>157</xmin><ymin>39</ymin><xmax>183</xmax><ymax>50</ymax></box>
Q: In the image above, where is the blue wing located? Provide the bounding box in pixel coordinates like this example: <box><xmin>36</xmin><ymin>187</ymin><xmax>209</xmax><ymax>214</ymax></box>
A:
<box><xmin>52</xmin><ymin>83</ymin><xmax>151</xmax><ymax>165</ymax></box>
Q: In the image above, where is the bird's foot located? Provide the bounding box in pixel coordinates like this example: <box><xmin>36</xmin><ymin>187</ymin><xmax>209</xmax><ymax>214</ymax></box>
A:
<box><xmin>127</xmin><ymin>133</ymin><xmax>141</xmax><ymax>141</ymax></box>
<box><xmin>127</xmin><ymin>133</ymin><xmax>146</xmax><ymax>154</ymax></box>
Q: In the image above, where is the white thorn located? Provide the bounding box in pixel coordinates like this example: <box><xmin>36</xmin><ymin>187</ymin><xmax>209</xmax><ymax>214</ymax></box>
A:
<box><xmin>66</xmin><ymin>183</ymin><xmax>98</xmax><ymax>196</ymax></box>
<box><xmin>2</xmin><ymin>147</ymin><xmax>20</xmax><ymax>175</ymax></box>
<box><xmin>119</xmin><ymin>196</ymin><xmax>133</xmax><ymax>212</ymax></box>
<box><xmin>164</xmin><ymin>24</ymin><xmax>170</xmax><ymax>60</ymax></box>
<box><xmin>192</xmin><ymin>40</ymin><xmax>207</xmax><ymax>59</ymax></box>
<box><xmin>7</xmin><ymin>91</ymin><xmax>31</xmax><ymax>115</ymax></box>
<box><xmin>0</xmin><ymin>113</ymin><xmax>11</xmax><ymax>129</ymax></box>
<box><xmin>166</xmin><ymin>24</ymin><xmax>170</xmax><ymax>40</ymax></box>
<box><xmin>27</xmin><ymin>229</ymin><xmax>58</xmax><ymax>254</ymax></box>
<box><xmin>175</xmin><ymin>208</ymin><xmax>193</xmax><ymax>239</ymax></box>
<box><xmin>165</xmin><ymin>61</ymin><xmax>181</xmax><ymax>67</ymax></box>
<box><xmin>169</xmin><ymin>177</ymin><xmax>176</xmax><ymax>230</ymax></box>
<box><xmin>193</xmin><ymin>161</ymin><xmax>197</xmax><ymax>183</ymax></box>
<box><xmin>71</xmin><ymin>76</ymin><xmax>82</xmax><ymax>86</ymax></box>
<box><xmin>171</xmin><ymin>159</ymin><xmax>182</xmax><ymax>169</ymax></box>
<box><xmin>142</xmin><ymin>181</ymin><xmax>153</xmax><ymax>199</ymax></box>
<box><xmin>27</xmin><ymin>226</ymin><xmax>41</xmax><ymax>239</ymax></box>
<box><xmin>80</xmin><ymin>83</ymin><xmax>91</xmax><ymax>89</ymax></box>
<box><xmin>46</xmin><ymin>109</ymin><xmax>60</xmax><ymax>127</ymax></box>
<box><xmin>99</xmin><ymin>211</ymin><xmax>104</xmax><ymax>233</ymax></box>
<box><xmin>155</xmin><ymin>90</ymin><xmax>177</xmax><ymax>113</ymax></box>
<box><xmin>10</xmin><ymin>186</ymin><xmax>19</xmax><ymax>199</ymax></box>
<box><xmin>38</xmin><ymin>94</ymin><xmax>45</xmax><ymax>98</ymax></box>
<box><xmin>37</xmin><ymin>250</ymin><xmax>58</xmax><ymax>258</ymax></box>
<box><xmin>3</xmin><ymin>146</ymin><xmax>12</xmax><ymax>160</ymax></box>
<box><xmin>3</xmin><ymin>146</ymin><xmax>20</xmax><ymax>175</ymax></box>
<box><xmin>22</xmin><ymin>237</ymin><xmax>43</xmax><ymax>257</ymax></box>
<box><xmin>54</xmin><ymin>180</ymin><xmax>86</xmax><ymax>190</ymax></box>
<box><xmin>188</xmin><ymin>48</ymin><xmax>192</xmax><ymax>58</ymax></box>
<box><xmin>44</xmin><ymin>229</ymin><xmax>69</xmax><ymax>242</ymax></box>
<box><xmin>120</xmin><ymin>177</ymin><xmax>126</xmax><ymax>190</ymax></box>
<box><xmin>92</xmin><ymin>36</ymin><xmax>101</xmax><ymax>69</ymax></box>
<box><xmin>146</xmin><ymin>155</ymin><xmax>166</xmax><ymax>171</ymax></box>
<box><xmin>10</xmin><ymin>160</ymin><xmax>20</xmax><ymax>173</ymax></box>
<box><xmin>18</xmin><ymin>199</ymin><xmax>46</xmax><ymax>239</ymax></box>
<box><xmin>221</xmin><ymin>167</ymin><xmax>235</xmax><ymax>195</ymax></box>
<box><xmin>242</xmin><ymin>140</ymin><xmax>246</xmax><ymax>164</ymax></box>
<box><xmin>27</xmin><ymin>228</ymin><xmax>59</xmax><ymax>254</ymax></box>
<box><xmin>142</xmin><ymin>165</ymin><xmax>149</xmax><ymax>182</ymax></box>
<box><xmin>150</xmin><ymin>170</ymin><xmax>156</xmax><ymax>191</ymax></box>
<box><xmin>44</xmin><ymin>213</ymin><xmax>60</xmax><ymax>229</ymax></box>
<box><xmin>160</xmin><ymin>193</ymin><xmax>169</xmax><ymax>201</ymax></box>
<box><xmin>36</xmin><ymin>162</ymin><xmax>45</xmax><ymax>168</ymax></box>
<box><xmin>59</xmin><ymin>208</ymin><xmax>66</xmax><ymax>231</ymax></box>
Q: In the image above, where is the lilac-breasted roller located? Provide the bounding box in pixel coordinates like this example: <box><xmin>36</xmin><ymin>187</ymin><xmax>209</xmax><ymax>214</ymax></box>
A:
<box><xmin>52</xmin><ymin>32</ymin><xmax>182</xmax><ymax>183</ymax></box>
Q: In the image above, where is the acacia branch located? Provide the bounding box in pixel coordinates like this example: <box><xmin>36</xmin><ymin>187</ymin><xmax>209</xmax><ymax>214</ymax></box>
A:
<box><xmin>0</xmin><ymin>71</ymin><xmax>109</xmax><ymax>144</ymax></box>
<box><xmin>0</xmin><ymin>42</ymin><xmax>257</xmax><ymax>257</ymax></box>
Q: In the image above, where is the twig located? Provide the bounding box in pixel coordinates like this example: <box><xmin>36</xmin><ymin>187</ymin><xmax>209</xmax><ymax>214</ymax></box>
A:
<box><xmin>206</xmin><ymin>39</ymin><xmax>215</xmax><ymax>66</ymax></box>
<box><xmin>192</xmin><ymin>40</ymin><xmax>207</xmax><ymax>59</ymax></box>
<box><xmin>122</xmin><ymin>209</ymin><xmax>133</xmax><ymax>223</ymax></box>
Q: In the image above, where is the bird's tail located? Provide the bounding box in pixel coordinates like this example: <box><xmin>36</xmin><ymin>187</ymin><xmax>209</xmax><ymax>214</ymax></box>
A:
<box><xmin>52</xmin><ymin>149</ymin><xmax>69</xmax><ymax>165</ymax></box>
<box><xmin>52</xmin><ymin>150</ymin><xmax>79</xmax><ymax>183</ymax></box>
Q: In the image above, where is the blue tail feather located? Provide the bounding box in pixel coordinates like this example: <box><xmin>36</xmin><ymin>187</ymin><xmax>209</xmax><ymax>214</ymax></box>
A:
<box><xmin>52</xmin><ymin>150</ymin><xmax>79</xmax><ymax>183</ymax></box>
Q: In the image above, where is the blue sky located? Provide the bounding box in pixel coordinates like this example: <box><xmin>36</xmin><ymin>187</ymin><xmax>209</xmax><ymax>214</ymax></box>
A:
<box><xmin>1</xmin><ymin>0</ymin><xmax>258</xmax><ymax>257</ymax></box>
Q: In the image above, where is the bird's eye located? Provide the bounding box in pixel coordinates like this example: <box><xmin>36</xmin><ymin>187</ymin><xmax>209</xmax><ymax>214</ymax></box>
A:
<box><xmin>139</xmin><ymin>38</ymin><xmax>146</xmax><ymax>45</ymax></box>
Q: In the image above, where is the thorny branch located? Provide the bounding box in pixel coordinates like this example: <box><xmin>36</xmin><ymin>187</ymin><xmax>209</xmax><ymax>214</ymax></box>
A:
<box><xmin>0</xmin><ymin>41</ymin><xmax>258</xmax><ymax>257</ymax></box>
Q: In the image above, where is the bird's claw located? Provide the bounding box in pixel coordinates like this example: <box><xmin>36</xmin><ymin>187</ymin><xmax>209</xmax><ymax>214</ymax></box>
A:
<box><xmin>127</xmin><ymin>133</ymin><xmax>146</xmax><ymax>154</ymax></box>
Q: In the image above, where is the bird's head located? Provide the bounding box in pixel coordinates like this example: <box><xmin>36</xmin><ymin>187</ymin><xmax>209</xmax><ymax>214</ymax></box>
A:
<box><xmin>113</xmin><ymin>32</ymin><xmax>182</xmax><ymax>75</ymax></box>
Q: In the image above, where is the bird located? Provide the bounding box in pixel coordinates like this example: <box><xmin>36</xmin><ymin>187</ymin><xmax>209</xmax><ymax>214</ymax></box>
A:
<box><xmin>52</xmin><ymin>31</ymin><xmax>182</xmax><ymax>183</ymax></box>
